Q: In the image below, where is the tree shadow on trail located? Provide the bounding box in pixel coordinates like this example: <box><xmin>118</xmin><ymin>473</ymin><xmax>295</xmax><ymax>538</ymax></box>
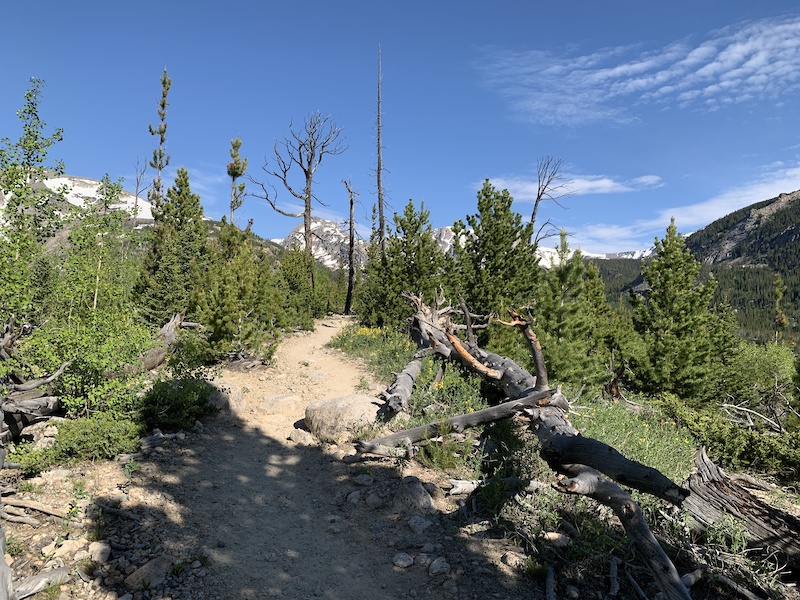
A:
<box><xmin>88</xmin><ymin>407</ymin><xmax>544</xmax><ymax>600</ymax></box>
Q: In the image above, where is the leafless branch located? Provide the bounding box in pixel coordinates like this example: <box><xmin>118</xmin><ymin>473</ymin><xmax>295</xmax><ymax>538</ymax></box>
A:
<box><xmin>531</xmin><ymin>156</ymin><xmax>572</xmax><ymax>244</ymax></box>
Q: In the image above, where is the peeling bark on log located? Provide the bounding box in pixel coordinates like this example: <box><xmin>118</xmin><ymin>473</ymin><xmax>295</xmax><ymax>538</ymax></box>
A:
<box><xmin>682</xmin><ymin>447</ymin><xmax>800</xmax><ymax>571</ymax></box>
<box><xmin>379</xmin><ymin>350</ymin><xmax>427</xmax><ymax>414</ymax></box>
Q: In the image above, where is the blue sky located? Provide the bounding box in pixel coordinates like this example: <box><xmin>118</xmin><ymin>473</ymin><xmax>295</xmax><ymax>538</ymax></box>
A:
<box><xmin>3</xmin><ymin>1</ymin><xmax>800</xmax><ymax>254</ymax></box>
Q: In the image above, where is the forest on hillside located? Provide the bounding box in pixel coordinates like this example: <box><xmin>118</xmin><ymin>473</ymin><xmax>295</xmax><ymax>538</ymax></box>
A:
<box><xmin>2</xmin><ymin>74</ymin><xmax>800</xmax><ymax>598</ymax></box>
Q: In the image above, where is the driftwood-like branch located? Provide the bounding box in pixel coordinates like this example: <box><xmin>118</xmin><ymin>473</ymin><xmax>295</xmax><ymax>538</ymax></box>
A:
<box><xmin>498</xmin><ymin>309</ymin><xmax>548</xmax><ymax>390</ymax></box>
<box><xmin>14</xmin><ymin>567</ymin><xmax>71</xmax><ymax>599</ymax></box>
<box><xmin>553</xmin><ymin>464</ymin><xmax>689</xmax><ymax>599</ymax></box>
<box><xmin>3</xmin><ymin>497</ymin><xmax>67</xmax><ymax>519</ymax></box>
<box><xmin>379</xmin><ymin>350</ymin><xmax>428</xmax><ymax>414</ymax></box>
<box><xmin>364</xmin><ymin>295</ymin><xmax>692</xmax><ymax>599</ymax></box>
<box><xmin>114</xmin><ymin>312</ymin><xmax>187</xmax><ymax>376</ymax></box>
<box><xmin>6</xmin><ymin>360</ymin><xmax>72</xmax><ymax>393</ymax></box>
<box><xmin>357</xmin><ymin>389</ymin><xmax>555</xmax><ymax>456</ymax></box>
<box><xmin>537</xmin><ymin>424</ymin><xmax>688</xmax><ymax>505</ymax></box>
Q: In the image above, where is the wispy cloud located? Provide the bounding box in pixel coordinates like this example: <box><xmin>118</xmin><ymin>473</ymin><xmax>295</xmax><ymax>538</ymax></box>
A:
<box><xmin>487</xmin><ymin>172</ymin><xmax>662</xmax><ymax>202</ymax></box>
<box><xmin>568</xmin><ymin>160</ymin><xmax>800</xmax><ymax>253</ymax></box>
<box><xmin>477</xmin><ymin>14</ymin><xmax>800</xmax><ymax>125</ymax></box>
<box><xmin>653</xmin><ymin>161</ymin><xmax>800</xmax><ymax>231</ymax></box>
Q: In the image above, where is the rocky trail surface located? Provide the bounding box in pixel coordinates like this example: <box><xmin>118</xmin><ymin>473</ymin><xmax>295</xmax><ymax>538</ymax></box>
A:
<box><xmin>3</xmin><ymin>316</ymin><xmax>540</xmax><ymax>600</ymax></box>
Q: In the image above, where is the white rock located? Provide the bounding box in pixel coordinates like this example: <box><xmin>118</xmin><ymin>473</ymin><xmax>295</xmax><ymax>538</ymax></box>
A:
<box><xmin>89</xmin><ymin>541</ymin><xmax>111</xmax><ymax>563</ymax></box>
<box><xmin>392</xmin><ymin>552</ymin><xmax>414</xmax><ymax>568</ymax></box>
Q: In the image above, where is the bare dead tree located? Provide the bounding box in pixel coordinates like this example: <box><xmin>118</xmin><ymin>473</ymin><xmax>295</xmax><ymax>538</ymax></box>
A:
<box><xmin>250</xmin><ymin>112</ymin><xmax>346</xmax><ymax>263</ymax></box>
<box><xmin>375</xmin><ymin>45</ymin><xmax>388</xmax><ymax>257</ymax></box>
<box><xmin>342</xmin><ymin>179</ymin><xmax>358</xmax><ymax>315</ymax></box>
<box><xmin>131</xmin><ymin>156</ymin><xmax>148</xmax><ymax>227</ymax></box>
<box><xmin>531</xmin><ymin>155</ymin><xmax>571</xmax><ymax>244</ymax></box>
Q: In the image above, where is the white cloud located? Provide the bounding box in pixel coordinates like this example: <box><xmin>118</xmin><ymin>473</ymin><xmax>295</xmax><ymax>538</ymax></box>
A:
<box><xmin>570</xmin><ymin>160</ymin><xmax>800</xmax><ymax>254</ymax></box>
<box><xmin>487</xmin><ymin>171</ymin><xmax>661</xmax><ymax>202</ymax></box>
<box><xmin>477</xmin><ymin>14</ymin><xmax>800</xmax><ymax>125</ymax></box>
<box><xmin>653</xmin><ymin>162</ymin><xmax>800</xmax><ymax>231</ymax></box>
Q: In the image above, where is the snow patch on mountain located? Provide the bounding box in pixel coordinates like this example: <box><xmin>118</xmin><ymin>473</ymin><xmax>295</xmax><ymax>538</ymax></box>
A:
<box><xmin>43</xmin><ymin>175</ymin><xmax>153</xmax><ymax>220</ymax></box>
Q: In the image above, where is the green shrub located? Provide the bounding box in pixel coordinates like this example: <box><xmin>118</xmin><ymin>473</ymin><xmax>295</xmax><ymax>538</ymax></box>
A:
<box><xmin>140</xmin><ymin>376</ymin><xmax>217</xmax><ymax>432</ymax></box>
<box><xmin>13</xmin><ymin>413</ymin><xmax>141</xmax><ymax>476</ymax></box>
<box><xmin>657</xmin><ymin>393</ymin><xmax>800</xmax><ymax>477</ymax></box>
<box><xmin>17</xmin><ymin>315</ymin><xmax>152</xmax><ymax>416</ymax></box>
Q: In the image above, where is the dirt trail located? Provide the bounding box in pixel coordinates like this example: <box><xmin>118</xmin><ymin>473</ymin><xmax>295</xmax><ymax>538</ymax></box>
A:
<box><xmin>5</xmin><ymin>316</ymin><xmax>535</xmax><ymax>600</ymax></box>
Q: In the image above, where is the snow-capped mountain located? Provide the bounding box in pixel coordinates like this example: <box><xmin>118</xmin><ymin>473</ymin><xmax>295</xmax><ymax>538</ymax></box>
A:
<box><xmin>43</xmin><ymin>175</ymin><xmax>153</xmax><ymax>220</ymax></box>
<box><xmin>602</xmin><ymin>248</ymin><xmax>657</xmax><ymax>260</ymax></box>
<box><xmin>280</xmin><ymin>219</ymin><xmax>369</xmax><ymax>269</ymax></box>
<box><xmin>276</xmin><ymin>220</ymin><xmax>652</xmax><ymax>270</ymax></box>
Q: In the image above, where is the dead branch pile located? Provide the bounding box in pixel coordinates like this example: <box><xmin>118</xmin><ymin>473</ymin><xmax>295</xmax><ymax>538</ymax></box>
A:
<box><xmin>355</xmin><ymin>294</ymin><xmax>800</xmax><ymax>598</ymax></box>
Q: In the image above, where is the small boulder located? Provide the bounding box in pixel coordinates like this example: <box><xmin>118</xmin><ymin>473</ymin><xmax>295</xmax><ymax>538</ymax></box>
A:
<box><xmin>209</xmin><ymin>380</ymin><xmax>246</xmax><ymax>414</ymax></box>
<box><xmin>123</xmin><ymin>555</ymin><xmax>176</xmax><ymax>590</ymax></box>
<box><xmin>393</xmin><ymin>476</ymin><xmax>436</xmax><ymax>515</ymax></box>
<box><xmin>304</xmin><ymin>394</ymin><xmax>380</xmax><ymax>442</ymax></box>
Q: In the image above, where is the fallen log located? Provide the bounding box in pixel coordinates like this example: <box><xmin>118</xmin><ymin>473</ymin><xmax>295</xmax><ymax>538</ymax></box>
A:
<box><xmin>379</xmin><ymin>349</ymin><xmax>428</xmax><ymax>414</ymax></box>
<box><xmin>682</xmin><ymin>447</ymin><xmax>800</xmax><ymax>571</ymax></box>
<box><xmin>357</xmin><ymin>389</ymin><xmax>555</xmax><ymax>456</ymax></box>
<box><xmin>358</xmin><ymin>295</ymin><xmax>693</xmax><ymax>600</ymax></box>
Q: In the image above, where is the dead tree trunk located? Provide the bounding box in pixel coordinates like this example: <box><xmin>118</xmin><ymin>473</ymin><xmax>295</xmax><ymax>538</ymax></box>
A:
<box><xmin>359</xmin><ymin>294</ymin><xmax>800</xmax><ymax>588</ymax></box>
<box><xmin>682</xmin><ymin>447</ymin><xmax>800</xmax><ymax>571</ymax></box>
<box><xmin>1</xmin><ymin>320</ymin><xmax>71</xmax><ymax>444</ymax></box>
<box><xmin>357</xmin><ymin>295</ymin><xmax>693</xmax><ymax>600</ymax></box>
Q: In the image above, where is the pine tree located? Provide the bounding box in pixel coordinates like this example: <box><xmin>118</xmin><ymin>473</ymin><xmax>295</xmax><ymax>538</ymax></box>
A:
<box><xmin>227</xmin><ymin>136</ymin><xmax>247</xmax><ymax>224</ymax></box>
<box><xmin>450</xmin><ymin>180</ymin><xmax>540</xmax><ymax>317</ymax></box>
<box><xmin>356</xmin><ymin>200</ymin><xmax>444</xmax><ymax>327</ymax></box>
<box><xmin>628</xmin><ymin>218</ymin><xmax>719</xmax><ymax>400</ymax></box>
<box><xmin>193</xmin><ymin>219</ymin><xmax>280</xmax><ymax>357</ymax></box>
<box><xmin>137</xmin><ymin>167</ymin><xmax>208</xmax><ymax>325</ymax></box>
<box><xmin>534</xmin><ymin>231</ymin><xmax>609</xmax><ymax>386</ymax></box>
<box><xmin>148</xmin><ymin>68</ymin><xmax>171</xmax><ymax>210</ymax></box>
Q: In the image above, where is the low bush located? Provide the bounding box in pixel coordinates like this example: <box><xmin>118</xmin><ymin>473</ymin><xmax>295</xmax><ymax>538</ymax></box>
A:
<box><xmin>12</xmin><ymin>413</ymin><xmax>141</xmax><ymax>476</ymax></box>
<box><xmin>657</xmin><ymin>393</ymin><xmax>800</xmax><ymax>478</ymax></box>
<box><xmin>140</xmin><ymin>376</ymin><xmax>217</xmax><ymax>432</ymax></box>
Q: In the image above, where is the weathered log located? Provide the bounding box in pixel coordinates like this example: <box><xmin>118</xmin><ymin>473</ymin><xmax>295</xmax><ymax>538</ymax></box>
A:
<box><xmin>536</xmin><ymin>420</ymin><xmax>687</xmax><ymax>505</ymax></box>
<box><xmin>356</xmin><ymin>389</ymin><xmax>555</xmax><ymax>456</ymax></box>
<box><xmin>114</xmin><ymin>312</ymin><xmax>187</xmax><ymax>376</ymax></box>
<box><xmin>366</xmin><ymin>295</ymin><xmax>693</xmax><ymax>599</ymax></box>
<box><xmin>379</xmin><ymin>350</ymin><xmax>427</xmax><ymax>414</ymax></box>
<box><xmin>682</xmin><ymin>447</ymin><xmax>800</xmax><ymax>571</ymax></box>
<box><xmin>553</xmin><ymin>463</ymin><xmax>690</xmax><ymax>599</ymax></box>
<box><xmin>3</xmin><ymin>497</ymin><xmax>66</xmax><ymax>519</ymax></box>
<box><xmin>0</xmin><ymin>410</ymin><xmax>15</xmax><ymax>600</ymax></box>
<box><xmin>500</xmin><ymin>309</ymin><xmax>548</xmax><ymax>391</ymax></box>
<box><xmin>14</xmin><ymin>567</ymin><xmax>71</xmax><ymax>599</ymax></box>
<box><xmin>0</xmin><ymin>509</ymin><xmax>40</xmax><ymax>526</ymax></box>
